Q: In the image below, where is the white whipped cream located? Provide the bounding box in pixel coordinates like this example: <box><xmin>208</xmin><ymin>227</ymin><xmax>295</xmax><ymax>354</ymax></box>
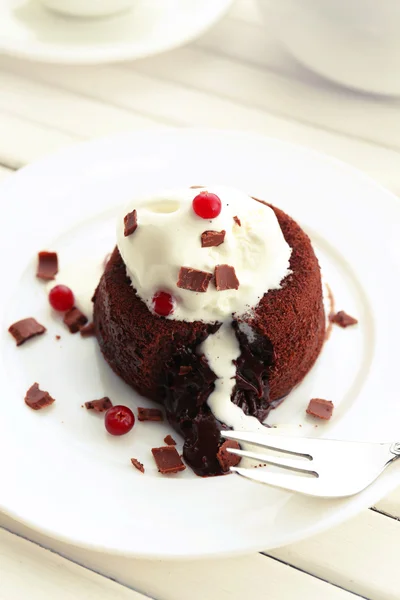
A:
<box><xmin>117</xmin><ymin>186</ymin><xmax>291</xmax><ymax>323</ymax></box>
<box><xmin>117</xmin><ymin>186</ymin><xmax>292</xmax><ymax>431</ymax></box>
<box><xmin>200</xmin><ymin>322</ymin><xmax>268</xmax><ymax>431</ymax></box>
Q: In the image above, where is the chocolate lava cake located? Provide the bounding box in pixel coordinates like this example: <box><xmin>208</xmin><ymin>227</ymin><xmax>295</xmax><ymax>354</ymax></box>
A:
<box><xmin>93</xmin><ymin>199</ymin><xmax>325</xmax><ymax>476</ymax></box>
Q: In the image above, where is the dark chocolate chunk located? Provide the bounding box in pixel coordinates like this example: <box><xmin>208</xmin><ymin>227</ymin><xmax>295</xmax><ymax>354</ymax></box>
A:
<box><xmin>85</xmin><ymin>397</ymin><xmax>112</xmax><ymax>412</ymax></box>
<box><xmin>177</xmin><ymin>267</ymin><xmax>213</xmax><ymax>293</ymax></box>
<box><xmin>152</xmin><ymin>446</ymin><xmax>186</xmax><ymax>474</ymax></box>
<box><xmin>217</xmin><ymin>440</ymin><xmax>242</xmax><ymax>472</ymax></box>
<box><xmin>9</xmin><ymin>317</ymin><xmax>46</xmax><ymax>346</ymax></box>
<box><xmin>131</xmin><ymin>458</ymin><xmax>145</xmax><ymax>473</ymax></box>
<box><xmin>25</xmin><ymin>383</ymin><xmax>55</xmax><ymax>410</ymax></box>
<box><xmin>63</xmin><ymin>307</ymin><xmax>88</xmax><ymax>333</ymax></box>
<box><xmin>37</xmin><ymin>251</ymin><xmax>58</xmax><ymax>280</ymax></box>
<box><xmin>201</xmin><ymin>230</ymin><xmax>226</xmax><ymax>248</ymax></box>
<box><xmin>124</xmin><ymin>209</ymin><xmax>137</xmax><ymax>237</ymax></box>
<box><xmin>306</xmin><ymin>398</ymin><xmax>334</xmax><ymax>420</ymax></box>
<box><xmin>215</xmin><ymin>264</ymin><xmax>240</xmax><ymax>291</ymax></box>
<box><xmin>138</xmin><ymin>407</ymin><xmax>164</xmax><ymax>422</ymax></box>
<box><xmin>80</xmin><ymin>322</ymin><xmax>95</xmax><ymax>338</ymax></box>
<box><xmin>329</xmin><ymin>311</ymin><xmax>358</xmax><ymax>328</ymax></box>
<box><xmin>233</xmin><ymin>216</ymin><xmax>241</xmax><ymax>227</ymax></box>
<box><xmin>164</xmin><ymin>434</ymin><xmax>177</xmax><ymax>446</ymax></box>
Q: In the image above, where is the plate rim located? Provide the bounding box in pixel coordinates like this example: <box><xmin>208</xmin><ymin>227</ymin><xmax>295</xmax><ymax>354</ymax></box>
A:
<box><xmin>1</xmin><ymin>128</ymin><xmax>400</xmax><ymax>559</ymax></box>
<box><xmin>2</xmin><ymin>470</ymin><xmax>399</xmax><ymax>560</ymax></box>
<box><xmin>0</xmin><ymin>0</ymin><xmax>234</xmax><ymax>65</ymax></box>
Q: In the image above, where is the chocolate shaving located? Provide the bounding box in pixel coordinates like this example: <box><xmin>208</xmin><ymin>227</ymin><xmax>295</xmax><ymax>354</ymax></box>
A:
<box><xmin>164</xmin><ymin>434</ymin><xmax>177</xmax><ymax>446</ymax></box>
<box><xmin>306</xmin><ymin>398</ymin><xmax>334</xmax><ymax>420</ymax></box>
<box><xmin>177</xmin><ymin>267</ymin><xmax>213</xmax><ymax>293</ymax></box>
<box><xmin>152</xmin><ymin>446</ymin><xmax>186</xmax><ymax>474</ymax></box>
<box><xmin>329</xmin><ymin>311</ymin><xmax>358</xmax><ymax>328</ymax></box>
<box><xmin>124</xmin><ymin>209</ymin><xmax>137</xmax><ymax>237</ymax></box>
<box><xmin>55</xmin><ymin>335</ymin><xmax>61</xmax><ymax>340</ymax></box>
<box><xmin>37</xmin><ymin>251</ymin><xmax>58</xmax><ymax>280</ymax></box>
<box><xmin>217</xmin><ymin>440</ymin><xmax>242</xmax><ymax>471</ymax></box>
<box><xmin>201</xmin><ymin>230</ymin><xmax>226</xmax><ymax>248</ymax></box>
<box><xmin>25</xmin><ymin>383</ymin><xmax>55</xmax><ymax>410</ymax></box>
<box><xmin>80</xmin><ymin>322</ymin><xmax>95</xmax><ymax>338</ymax></box>
<box><xmin>138</xmin><ymin>407</ymin><xmax>164</xmax><ymax>422</ymax></box>
<box><xmin>131</xmin><ymin>458</ymin><xmax>145</xmax><ymax>473</ymax></box>
<box><xmin>233</xmin><ymin>216</ymin><xmax>241</xmax><ymax>227</ymax></box>
<box><xmin>85</xmin><ymin>397</ymin><xmax>112</xmax><ymax>412</ymax></box>
<box><xmin>63</xmin><ymin>307</ymin><xmax>88</xmax><ymax>333</ymax></box>
<box><xmin>190</xmin><ymin>185</ymin><xmax>205</xmax><ymax>189</ymax></box>
<box><xmin>9</xmin><ymin>317</ymin><xmax>46</xmax><ymax>346</ymax></box>
<box><xmin>215</xmin><ymin>264</ymin><xmax>240</xmax><ymax>291</ymax></box>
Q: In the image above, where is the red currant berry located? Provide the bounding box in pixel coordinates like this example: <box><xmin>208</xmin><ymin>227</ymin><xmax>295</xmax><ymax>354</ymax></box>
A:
<box><xmin>192</xmin><ymin>191</ymin><xmax>222</xmax><ymax>219</ymax></box>
<box><xmin>49</xmin><ymin>285</ymin><xmax>75</xmax><ymax>312</ymax></box>
<box><xmin>152</xmin><ymin>291</ymin><xmax>174</xmax><ymax>317</ymax></box>
<box><xmin>105</xmin><ymin>405</ymin><xmax>135</xmax><ymax>436</ymax></box>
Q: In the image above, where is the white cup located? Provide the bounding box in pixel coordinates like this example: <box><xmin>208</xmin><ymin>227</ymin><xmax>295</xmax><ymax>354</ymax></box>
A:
<box><xmin>39</xmin><ymin>0</ymin><xmax>137</xmax><ymax>18</ymax></box>
<box><xmin>257</xmin><ymin>0</ymin><xmax>400</xmax><ymax>96</ymax></box>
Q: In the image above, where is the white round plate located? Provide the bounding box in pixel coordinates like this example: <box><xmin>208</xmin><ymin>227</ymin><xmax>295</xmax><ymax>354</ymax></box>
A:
<box><xmin>0</xmin><ymin>0</ymin><xmax>233</xmax><ymax>64</ymax></box>
<box><xmin>1</xmin><ymin>130</ymin><xmax>400</xmax><ymax>559</ymax></box>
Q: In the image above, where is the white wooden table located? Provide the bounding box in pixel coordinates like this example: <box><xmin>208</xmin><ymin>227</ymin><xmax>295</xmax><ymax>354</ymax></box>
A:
<box><xmin>1</xmin><ymin>1</ymin><xmax>400</xmax><ymax>598</ymax></box>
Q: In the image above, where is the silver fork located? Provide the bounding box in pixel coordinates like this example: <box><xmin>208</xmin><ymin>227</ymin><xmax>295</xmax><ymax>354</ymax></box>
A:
<box><xmin>222</xmin><ymin>430</ymin><xmax>400</xmax><ymax>498</ymax></box>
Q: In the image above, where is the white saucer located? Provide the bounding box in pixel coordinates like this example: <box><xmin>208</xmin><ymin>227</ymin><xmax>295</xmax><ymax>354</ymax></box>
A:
<box><xmin>0</xmin><ymin>0</ymin><xmax>234</xmax><ymax>64</ymax></box>
<box><xmin>0</xmin><ymin>130</ymin><xmax>399</xmax><ymax>559</ymax></box>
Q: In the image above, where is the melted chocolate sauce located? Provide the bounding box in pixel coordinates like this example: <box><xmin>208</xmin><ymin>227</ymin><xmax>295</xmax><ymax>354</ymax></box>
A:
<box><xmin>231</xmin><ymin>321</ymin><xmax>274</xmax><ymax>423</ymax></box>
<box><xmin>160</xmin><ymin>322</ymin><xmax>276</xmax><ymax>476</ymax></box>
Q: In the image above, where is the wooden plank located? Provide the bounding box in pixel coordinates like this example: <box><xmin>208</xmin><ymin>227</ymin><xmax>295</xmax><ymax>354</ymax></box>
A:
<box><xmin>0</xmin><ymin>112</ymin><xmax>79</xmax><ymax>168</ymax></box>
<box><xmin>0</xmin><ymin>516</ymin><xmax>359</xmax><ymax>600</ymax></box>
<box><xmin>0</xmin><ymin>57</ymin><xmax>182</xmax><ymax>127</ymax></box>
<box><xmin>1</xmin><ymin>58</ymin><xmax>400</xmax><ymax>192</ymax></box>
<box><xmin>270</xmin><ymin>508</ymin><xmax>400</xmax><ymax>600</ymax></box>
<box><xmin>5</xmin><ymin>503</ymin><xmax>398</xmax><ymax>600</ymax></box>
<box><xmin>0</xmin><ymin>70</ymin><xmax>166</xmax><ymax>138</ymax></box>
<box><xmin>90</xmin><ymin>553</ymin><xmax>359</xmax><ymax>600</ymax></box>
<box><xmin>374</xmin><ymin>486</ymin><xmax>400</xmax><ymax>519</ymax></box>
<box><xmin>0</xmin><ymin>528</ymin><xmax>149</xmax><ymax>600</ymax></box>
<box><xmin>133</xmin><ymin>46</ymin><xmax>400</xmax><ymax>152</ymax></box>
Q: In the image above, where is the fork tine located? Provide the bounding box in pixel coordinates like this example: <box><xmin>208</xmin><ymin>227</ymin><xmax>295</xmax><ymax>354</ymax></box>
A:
<box><xmin>231</xmin><ymin>467</ymin><xmax>330</xmax><ymax>497</ymax></box>
<box><xmin>227</xmin><ymin>448</ymin><xmax>317</xmax><ymax>475</ymax></box>
<box><xmin>222</xmin><ymin>430</ymin><xmax>313</xmax><ymax>458</ymax></box>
